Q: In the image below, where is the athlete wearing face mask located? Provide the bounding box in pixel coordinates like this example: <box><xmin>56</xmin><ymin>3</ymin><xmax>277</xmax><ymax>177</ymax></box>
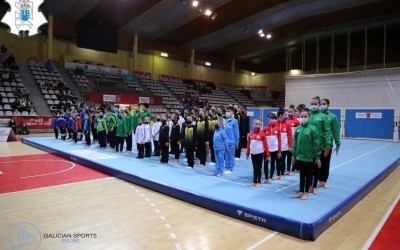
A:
<box><xmin>262</xmin><ymin>113</ymin><xmax>282</xmax><ymax>183</ymax></box>
<box><xmin>308</xmin><ymin>96</ymin><xmax>332</xmax><ymax>195</ymax></box>
<box><xmin>183</xmin><ymin>116</ymin><xmax>196</xmax><ymax>169</ymax></box>
<box><xmin>246</xmin><ymin>119</ymin><xmax>271</xmax><ymax>188</ymax></box>
<box><xmin>291</xmin><ymin>109</ymin><xmax>321</xmax><ymax>200</ymax></box>
<box><xmin>318</xmin><ymin>98</ymin><xmax>341</xmax><ymax>189</ymax></box>
<box><xmin>152</xmin><ymin>116</ymin><xmax>162</xmax><ymax>156</ymax></box>
<box><xmin>96</xmin><ymin>112</ymin><xmax>107</xmax><ymax>148</ymax></box>
<box><xmin>286</xmin><ymin>107</ymin><xmax>301</xmax><ymax>175</ymax></box>
<box><xmin>222</xmin><ymin>107</ymin><xmax>239</xmax><ymax>175</ymax></box>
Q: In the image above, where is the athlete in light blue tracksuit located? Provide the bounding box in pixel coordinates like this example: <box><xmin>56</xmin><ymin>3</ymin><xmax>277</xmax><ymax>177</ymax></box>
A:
<box><xmin>223</xmin><ymin>107</ymin><xmax>239</xmax><ymax>174</ymax></box>
<box><xmin>213</xmin><ymin>119</ymin><xmax>229</xmax><ymax>176</ymax></box>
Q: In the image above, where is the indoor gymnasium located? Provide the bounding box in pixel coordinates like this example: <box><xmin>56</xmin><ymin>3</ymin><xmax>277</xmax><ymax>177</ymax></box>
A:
<box><xmin>0</xmin><ymin>0</ymin><xmax>399</xmax><ymax>249</ymax></box>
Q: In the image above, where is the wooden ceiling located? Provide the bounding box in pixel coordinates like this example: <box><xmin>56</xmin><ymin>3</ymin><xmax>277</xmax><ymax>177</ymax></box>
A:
<box><xmin>0</xmin><ymin>0</ymin><xmax>399</xmax><ymax>73</ymax></box>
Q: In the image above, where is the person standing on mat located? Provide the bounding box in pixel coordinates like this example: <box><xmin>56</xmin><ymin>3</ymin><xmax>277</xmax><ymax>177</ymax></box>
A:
<box><xmin>287</xmin><ymin>106</ymin><xmax>300</xmax><ymax>175</ymax></box>
<box><xmin>57</xmin><ymin>113</ymin><xmax>67</xmax><ymax>141</ymax></box>
<box><xmin>246</xmin><ymin>118</ymin><xmax>270</xmax><ymax>188</ymax></box>
<box><xmin>82</xmin><ymin>112</ymin><xmax>91</xmax><ymax>146</ymax></box>
<box><xmin>51</xmin><ymin>114</ymin><xmax>59</xmax><ymax>139</ymax></box>
<box><xmin>152</xmin><ymin>115</ymin><xmax>162</xmax><ymax>156</ymax></box>
<box><xmin>135</xmin><ymin>118</ymin><xmax>145</xmax><ymax>159</ymax></box>
<box><xmin>72</xmin><ymin>112</ymin><xmax>80</xmax><ymax>144</ymax></box>
<box><xmin>207</xmin><ymin>108</ymin><xmax>218</xmax><ymax>166</ymax></box>
<box><xmin>143</xmin><ymin>116</ymin><xmax>152</xmax><ymax>158</ymax></box>
<box><xmin>97</xmin><ymin>111</ymin><xmax>107</xmax><ymax>149</ymax></box>
<box><xmin>182</xmin><ymin>116</ymin><xmax>196</xmax><ymax>169</ymax></box>
<box><xmin>292</xmin><ymin>109</ymin><xmax>321</xmax><ymax>200</ymax></box>
<box><xmin>170</xmin><ymin>114</ymin><xmax>181</xmax><ymax>163</ymax></box>
<box><xmin>223</xmin><ymin>106</ymin><xmax>239</xmax><ymax>175</ymax></box>
<box><xmin>106</xmin><ymin>108</ymin><xmax>118</xmax><ymax>149</ymax></box>
<box><xmin>195</xmin><ymin>110</ymin><xmax>209</xmax><ymax>167</ymax></box>
<box><xmin>309</xmin><ymin>96</ymin><xmax>332</xmax><ymax>195</ymax></box>
<box><xmin>276</xmin><ymin>109</ymin><xmax>293</xmax><ymax>179</ymax></box>
<box><xmin>115</xmin><ymin>110</ymin><xmax>127</xmax><ymax>153</ymax></box>
<box><xmin>262</xmin><ymin>113</ymin><xmax>282</xmax><ymax>183</ymax></box>
<box><xmin>124</xmin><ymin>106</ymin><xmax>133</xmax><ymax>152</ymax></box>
<box><xmin>212</xmin><ymin>118</ymin><xmax>229</xmax><ymax>176</ymax></box>
<box><xmin>319</xmin><ymin>98</ymin><xmax>341</xmax><ymax>189</ymax></box>
<box><xmin>159</xmin><ymin>115</ymin><xmax>170</xmax><ymax>164</ymax></box>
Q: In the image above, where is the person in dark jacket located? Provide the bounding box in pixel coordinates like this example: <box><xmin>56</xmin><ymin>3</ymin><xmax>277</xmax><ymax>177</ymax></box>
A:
<box><xmin>159</xmin><ymin>115</ymin><xmax>170</xmax><ymax>164</ymax></box>
<box><xmin>182</xmin><ymin>116</ymin><xmax>196</xmax><ymax>169</ymax></box>
<box><xmin>170</xmin><ymin>114</ymin><xmax>181</xmax><ymax>163</ymax></box>
<box><xmin>8</xmin><ymin>118</ymin><xmax>17</xmax><ymax>134</ymax></box>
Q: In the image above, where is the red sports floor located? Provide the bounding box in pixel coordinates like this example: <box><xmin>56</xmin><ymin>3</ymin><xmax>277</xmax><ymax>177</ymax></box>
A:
<box><xmin>369</xmin><ymin>199</ymin><xmax>400</xmax><ymax>250</ymax></box>
<box><xmin>0</xmin><ymin>153</ymin><xmax>109</xmax><ymax>194</ymax></box>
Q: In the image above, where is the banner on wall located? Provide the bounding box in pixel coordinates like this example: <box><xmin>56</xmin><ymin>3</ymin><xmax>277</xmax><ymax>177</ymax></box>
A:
<box><xmin>0</xmin><ymin>116</ymin><xmax>52</xmax><ymax>130</ymax></box>
<box><xmin>65</xmin><ymin>62</ymin><xmax>129</xmax><ymax>75</ymax></box>
<box><xmin>139</xmin><ymin>97</ymin><xmax>150</xmax><ymax>104</ymax></box>
<box><xmin>355</xmin><ymin>112</ymin><xmax>382</xmax><ymax>119</ymax></box>
<box><xmin>103</xmin><ymin>94</ymin><xmax>117</xmax><ymax>102</ymax></box>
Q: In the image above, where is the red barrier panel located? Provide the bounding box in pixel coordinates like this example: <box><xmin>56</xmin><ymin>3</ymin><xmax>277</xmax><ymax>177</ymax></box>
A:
<box><xmin>0</xmin><ymin>116</ymin><xmax>52</xmax><ymax>129</ymax></box>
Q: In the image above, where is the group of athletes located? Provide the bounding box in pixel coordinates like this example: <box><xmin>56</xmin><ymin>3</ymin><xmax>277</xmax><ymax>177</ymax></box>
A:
<box><xmin>51</xmin><ymin>96</ymin><xmax>340</xmax><ymax>200</ymax></box>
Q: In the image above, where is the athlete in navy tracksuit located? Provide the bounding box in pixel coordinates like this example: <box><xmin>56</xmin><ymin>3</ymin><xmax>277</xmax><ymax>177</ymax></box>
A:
<box><xmin>57</xmin><ymin>115</ymin><xmax>67</xmax><ymax>140</ymax></box>
<box><xmin>52</xmin><ymin>114</ymin><xmax>58</xmax><ymax>139</ymax></box>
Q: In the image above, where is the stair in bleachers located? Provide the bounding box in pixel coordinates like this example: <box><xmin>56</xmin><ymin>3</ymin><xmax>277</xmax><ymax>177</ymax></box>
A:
<box><xmin>139</xmin><ymin>77</ymin><xmax>181</xmax><ymax>112</ymax></box>
<box><xmin>219</xmin><ymin>86</ymin><xmax>256</xmax><ymax>107</ymax></box>
<box><xmin>58</xmin><ymin>68</ymin><xmax>84</xmax><ymax>100</ymax></box>
<box><xmin>272</xmin><ymin>91</ymin><xmax>285</xmax><ymax>108</ymax></box>
<box><xmin>18</xmin><ymin>65</ymin><xmax>50</xmax><ymax>115</ymax></box>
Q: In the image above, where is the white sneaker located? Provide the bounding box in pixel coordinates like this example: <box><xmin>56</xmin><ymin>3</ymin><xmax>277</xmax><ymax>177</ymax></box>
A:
<box><xmin>186</xmin><ymin>166</ymin><xmax>193</xmax><ymax>169</ymax></box>
<box><xmin>223</xmin><ymin>170</ymin><xmax>232</xmax><ymax>175</ymax></box>
<box><xmin>235</xmin><ymin>157</ymin><xmax>240</xmax><ymax>161</ymax></box>
<box><xmin>209</xmin><ymin>162</ymin><xmax>215</xmax><ymax>166</ymax></box>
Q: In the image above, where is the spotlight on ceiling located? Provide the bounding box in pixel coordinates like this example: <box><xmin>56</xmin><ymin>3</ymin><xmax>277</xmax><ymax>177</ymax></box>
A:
<box><xmin>258</xmin><ymin>29</ymin><xmax>263</xmax><ymax>35</ymax></box>
<box><xmin>161</xmin><ymin>52</ymin><xmax>168</xmax><ymax>57</ymax></box>
<box><xmin>266</xmin><ymin>33</ymin><xmax>272</xmax><ymax>39</ymax></box>
<box><xmin>192</xmin><ymin>1</ymin><xmax>199</xmax><ymax>7</ymax></box>
<box><xmin>211</xmin><ymin>13</ymin><xmax>218</xmax><ymax>21</ymax></box>
<box><xmin>205</xmin><ymin>61</ymin><xmax>211</xmax><ymax>66</ymax></box>
<box><xmin>251</xmin><ymin>72</ymin><xmax>256</xmax><ymax>76</ymax></box>
<box><xmin>204</xmin><ymin>9</ymin><xmax>212</xmax><ymax>16</ymax></box>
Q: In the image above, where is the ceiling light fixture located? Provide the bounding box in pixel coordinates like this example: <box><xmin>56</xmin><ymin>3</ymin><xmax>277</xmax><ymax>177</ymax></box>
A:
<box><xmin>192</xmin><ymin>1</ymin><xmax>199</xmax><ymax>7</ymax></box>
<box><xmin>251</xmin><ymin>72</ymin><xmax>256</xmax><ymax>76</ymax></box>
<box><xmin>204</xmin><ymin>9</ymin><xmax>212</xmax><ymax>16</ymax></box>
<box><xmin>161</xmin><ymin>52</ymin><xmax>168</xmax><ymax>57</ymax></box>
<box><xmin>266</xmin><ymin>33</ymin><xmax>272</xmax><ymax>39</ymax></box>
<box><xmin>205</xmin><ymin>61</ymin><xmax>211</xmax><ymax>66</ymax></box>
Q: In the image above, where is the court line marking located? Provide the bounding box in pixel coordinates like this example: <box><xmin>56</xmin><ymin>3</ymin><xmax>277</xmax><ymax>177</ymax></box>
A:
<box><xmin>0</xmin><ymin>159</ymin><xmax>76</xmax><ymax>178</ymax></box>
<box><xmin>245</xmin><ymin>231</ymin><xmax>279</xmax><ymax>250</ymax></box>
<box><xmin>0</xmin><ymin>177</ymin><xmax>115</xmax><ymax>196</ymax></box>
<box><xmin>361</xmin><ymin>192</ymin><xmax>400</xmax><ymax>250</ymax></box>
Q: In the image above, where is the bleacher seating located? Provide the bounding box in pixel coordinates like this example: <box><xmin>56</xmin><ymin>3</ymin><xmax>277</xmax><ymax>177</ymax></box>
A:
<box><xmin>220</xmin><ymin>84</ymin><xmax>256</xmax><ymax>107</ymax></box>
<box><xmin>0</xmin><ymin>65</ymin><xmax>36</xmax><ymax>116</ymax></box>
<box><xmin>160</xmin><ymin>74</ymin><xmax>239</xmax><ymax>108</ymax></box>
<box><xmin>29</xmin><ymin>60</ymin><xmax>78</xmax><ymax>112</ymax></box>
<box><xmin>273</xmin><ymin>91</ymin><xmax>285</xmax><ymax>107</ymax></box>
<box><xmin>137</xmin><ymin>76</ymin><xmax>180</xmax><ymax>112</ymax></box>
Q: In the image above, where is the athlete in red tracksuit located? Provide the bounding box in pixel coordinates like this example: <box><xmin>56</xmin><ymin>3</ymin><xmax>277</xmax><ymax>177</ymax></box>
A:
<box><xmin>276</xmin><ymin>110</ymin><xmax>293</xmax><ymax>179</ymax></box>
<box><xmin>287</xmin><ymin>107</ymin><xmax>300</xmax><ymax>175</ymax></box>
<box><xmin>262</xmin><ymin>113</ymin><xmax>281</xmax><ymax>184</ymax></box>
<box><xmin>246</xmin><ymin>119</ymin><xmax>271</xmax><ymax>188</ymax></box>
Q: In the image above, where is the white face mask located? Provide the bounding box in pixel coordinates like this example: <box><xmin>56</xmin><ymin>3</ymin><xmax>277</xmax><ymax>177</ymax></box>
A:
<box><xmin>300</xmin><ymin>117</ymin><xmax>308</xmax><ymax>125</ymax></box>
<box><xmin>320</xmin><ymin>105</ymin><xmax>328</xmax><ymax>111</ymax></box>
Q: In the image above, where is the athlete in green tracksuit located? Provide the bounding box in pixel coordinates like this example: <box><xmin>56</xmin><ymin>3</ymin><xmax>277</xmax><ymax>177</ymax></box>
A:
<box><xmin>115</xmin><ymin>110</ymin><xmax>128</xmax><ymax>152</ymax></box>
<box><xmin>292</xmin><ymin>109</ymin><xmax>321</xmax><ymax>200</ymax></box>
<box><xmin>96</xmin><ymin>111</ymin><xmax>108</xmax><ymax>148</ymax></box>
<box><xmin>319</xmin><ymin>98</ymin><xmax>341</xmax><ymax>188</ymax></box>
<box><xmin>124</xmin><ymin>107</ymin><xmax>133</xmax><ymax>152</ymax></box>
<box><xmin>309</xmin><ymin>96</ymin><xmax>332</xmax><ymax>194</ymax></box>
<box><xmin>106</xmin><ymin>108</ymin><xmax>118</xmax><ymax>149</ymax></box>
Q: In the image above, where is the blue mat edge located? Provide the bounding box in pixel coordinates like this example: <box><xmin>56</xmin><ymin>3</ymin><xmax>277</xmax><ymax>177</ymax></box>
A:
<box><xmin>312</xmin><ymin>154</ymin><xmax>400</xmax><ymax>239</ymax></box>
<box><xmin>21</xmin><ymin>138</ymin><xmax>400</xmax><ymax>241</ymax></box>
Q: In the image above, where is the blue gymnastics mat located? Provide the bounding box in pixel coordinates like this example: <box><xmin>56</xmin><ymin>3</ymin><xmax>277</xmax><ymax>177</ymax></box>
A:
<box><xmin>22</xmin><ymin>137</ymin><xmax>400</xmax><ymax>240</ymax></box>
